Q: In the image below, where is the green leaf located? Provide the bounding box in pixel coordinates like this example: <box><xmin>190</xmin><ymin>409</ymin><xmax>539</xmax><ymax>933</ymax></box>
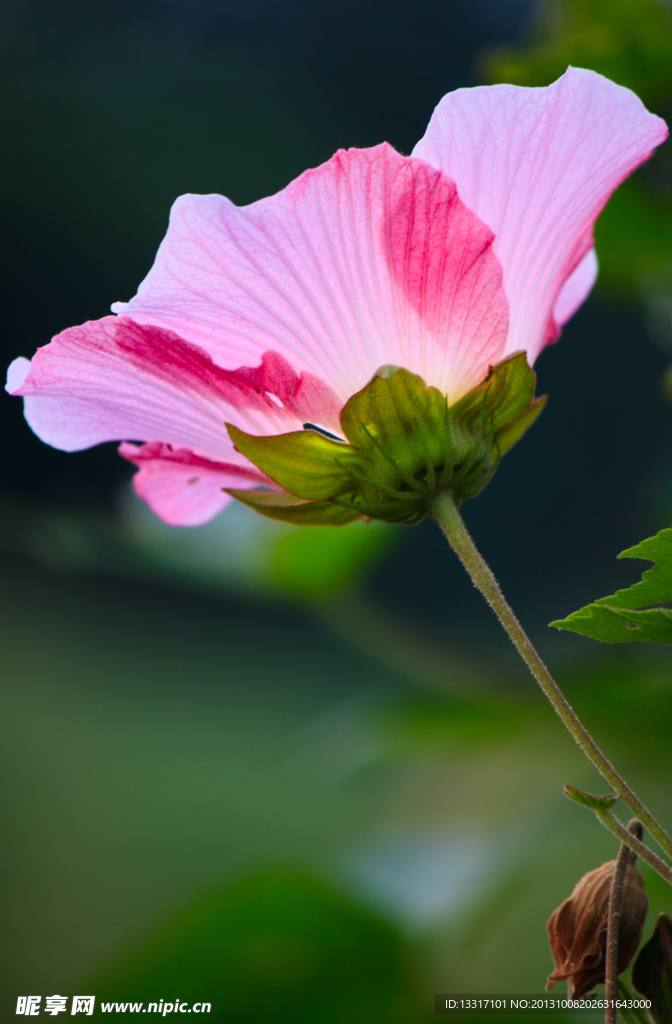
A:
<box><xmin>632</xmin><ymin>913</ymin><xmax>672</xmax><ymax>1024</ymax></box>
<box><xmin>551</xmin><ymin>527</ymin><xmax>672</xmax><ymax>644</ymax></box>
<box><xmin>563</xmin><ymin>784</ymin><xmax>618</xmax><ymax>811</ymax></box>
<box><xmin>601</xmin><ymin>531</ymin><xmax>672</xmax><ymax>609</ymax></box>
<box><xmin>226</xmin><ymin>425</ymin><xmax>357</xmax><ymax>501</ymax></box>
<box><xmin>553</xmin><ymin>604</ymin><xmax>672</xmax><ymax>645</ymax></box>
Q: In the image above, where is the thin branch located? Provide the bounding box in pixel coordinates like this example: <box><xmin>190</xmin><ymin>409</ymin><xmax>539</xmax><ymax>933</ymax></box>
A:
<box><xmin>429</xmin><ymin>490</ymin><xmax>672</xmax><ymax>863</ymax></box>
<box><xmin>605</xmin><ymin>820</ymin><xmax>644</xmax><ymax>1024</ymax></box>
<box><xmin>595</xmin><ymin>809</ymin><xmax>672</xmax><ymax>886</ymax></box>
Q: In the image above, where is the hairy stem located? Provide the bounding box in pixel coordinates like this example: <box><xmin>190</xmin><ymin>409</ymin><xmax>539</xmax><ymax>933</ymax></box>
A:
<box><xmin>605</xmin><ymin>820</ymin><xmax>643</xmax><ymax>1024</ymax></box>
<box><xmin>595</xmin><ymin>809</ymin><xmax>672</xmax><ymax>885</ymax></box>
<box><xmin>428</xmin><ymin>490</ymin><xmax>672</xmax><ymax>862</ymax></box>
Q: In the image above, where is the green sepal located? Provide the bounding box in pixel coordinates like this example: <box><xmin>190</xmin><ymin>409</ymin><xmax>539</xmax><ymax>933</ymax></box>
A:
<box><xmin>496</xmin><ymin>396</ymin><xmax>547</xmax><ymax>456</ymax></box>
<box><xmin>226</xmin><ymin>353</ymin><xmax>544</xmax><ymax>526</ymax></box>
<box><xmin>447</xmin><ymin>351</ymin><xmax>544</xmax><ymax>497</ymax></box>
<box><xmin>551</xmin><ymin>527</ymin><xmax>672</xmax><ymax>645</ymax></box>
<box><xmin>226</xmin><ymin>424</ymin><xmax>357</xmax><ymax>501</ymax></box>
<box><xmin>563</xmin><ymin>784</ymin><xmax>619</xmax><ymax>811</ymax></box>
<box><xmin>450</xmin><ymin>350</ymin><xmax>540</xmax><ymax>447</ymax></box>
<box><xmin>632</xmin><ymin>913</ymin><xmax>672</xmax><ymax>1024</ymax></box>
<box><xmin>224</xmin><ymin>487</ymin><xmax>360</xmax><ymax>525</ymax></box>
<box><xmin>340</xmin><ymin>366</ymin><xmax>450</xmax><ymax>487</ymax></box>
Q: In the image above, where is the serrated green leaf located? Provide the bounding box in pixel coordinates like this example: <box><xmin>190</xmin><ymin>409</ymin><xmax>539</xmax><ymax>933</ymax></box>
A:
<box><xmin>552</xmin><ymin>604</ymin><xmax>672</xmax><ymax>645</ymax></box>
<box><xmin>227</xmin><ymin>425</ymin><xmax>357</xmax><ymax>501</ymax></box>
<box><xmin>605</xmin><ymin>530</ymin><xmax>672</xmax><ymax>608</ymax></box>
<box><xmin>632</xmin><ymin>913</ymin><xmax>672</xmax><ymax>1024</ymax></box>
<box><xmin>551</xmin><ymin>527</ymin><xmax>672</xmax><ymax>644</ymax></box>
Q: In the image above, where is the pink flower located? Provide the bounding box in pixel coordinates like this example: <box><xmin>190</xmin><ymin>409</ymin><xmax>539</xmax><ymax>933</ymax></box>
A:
<box><xmin>7</xmin><ymin>68</ymin><xmax>666</xmax><ymax>526</ymax></box>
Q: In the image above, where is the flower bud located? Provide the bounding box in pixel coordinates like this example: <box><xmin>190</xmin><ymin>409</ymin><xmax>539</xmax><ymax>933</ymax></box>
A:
<box><xmin>546</xmin><ymin>858</ymin><xmax>648</xmax><ymax>999</ymax></box>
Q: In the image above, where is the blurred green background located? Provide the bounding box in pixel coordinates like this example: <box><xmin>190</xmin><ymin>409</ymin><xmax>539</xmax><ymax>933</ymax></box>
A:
<box><xmin>2</xmin><ymin>0</ymin><xmax>672</xmax><ymax>1019</ymax></box>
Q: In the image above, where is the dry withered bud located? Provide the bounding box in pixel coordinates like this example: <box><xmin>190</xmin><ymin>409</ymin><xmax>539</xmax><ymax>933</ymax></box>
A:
<box><xmin>546</xmin><ymin>857</ymin><xmax>648</xmax><ymax>999</ymax></box>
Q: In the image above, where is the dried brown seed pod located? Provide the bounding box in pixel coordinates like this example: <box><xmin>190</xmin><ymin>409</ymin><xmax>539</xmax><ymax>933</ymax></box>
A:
<box><xmin>546</xmin><ymin>858</ymin><xmax>648</xmax><ymax>999</ymax></box>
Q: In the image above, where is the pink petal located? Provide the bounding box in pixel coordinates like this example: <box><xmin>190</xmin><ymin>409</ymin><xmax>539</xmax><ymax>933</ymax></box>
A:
<box><xmin>383</xmin><ymin>147</ymin><xmax>509</xmax><ymax>398</ymax></box>
<box><xmin>120</xmin><ymin>442</ymin><xmax>270</xmax><ymax>527</ymax></box>
<box><xmin>6</xmin><ymin>316</ymin><xmax>341</xmax><ymax>454</ymax></box>
<box><xmin>553</xmin><ymin>247</ymin><xmax>598</xmax><ymax>328</ymax></box>
<box><xmin>115</xmin><ymin>143</ymin><xmax>508</xmax><ymax>402</ymax></box>
<box><xmin>413</xmin><ymin>67</ymin><xmax>668</xmax><ymax>363</ymax></box>
<box><xmin>6</xmin><ymin>356</ymin><xmax>31</xmax><ymax>393</ymax></box>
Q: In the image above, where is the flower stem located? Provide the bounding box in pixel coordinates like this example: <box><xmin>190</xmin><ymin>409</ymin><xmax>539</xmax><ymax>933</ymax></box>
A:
<box><xmin>595</xmin><ymin>809</ymin><xmax>672</xmax><ymax>886</ymax></box>
<box><xmin>605</xmin><ymin>820</ymin><xmax>643</xmax><ymax>1024</ymax></box>
<box><xmin>428</xmin><ymin>490</ymin><xmax>672</xmax><ymax>862</ymax></box>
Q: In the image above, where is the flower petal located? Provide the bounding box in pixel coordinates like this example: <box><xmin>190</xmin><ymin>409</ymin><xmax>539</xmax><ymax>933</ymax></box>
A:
<box><xmin>6</xmin><ymin>316</ymin><xmax>341</xmax><ymax>454</ymax></box>
<box><xmin>115</xmin><ymin>143</ymin><xmax>508</xmax><ymax>402</ymax></box>
<box><xmin>119</xmin><ymin>442</ymin><xmax>270</xmax><ymax>527</ymax></box>
<box><xmin>553</xmin><ymin>247</ymin><xmax>598</xmax><ymax>328</ymax></box>
<box><xmin>413</xmin><ymin>67</ymin><xmax>668</xmax><ymax>362</ymax></box>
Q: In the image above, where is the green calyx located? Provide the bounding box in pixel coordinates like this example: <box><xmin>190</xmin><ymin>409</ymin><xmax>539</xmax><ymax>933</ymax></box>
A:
<box><xmin>226</xmin><ymin>351</ymin><xmax>546</xmax><ymax>526</ymax></box>
<box><xmin>563</xmin><ymin>784</ymin><xmax>619</xmax><ymax>811</ymax></box>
